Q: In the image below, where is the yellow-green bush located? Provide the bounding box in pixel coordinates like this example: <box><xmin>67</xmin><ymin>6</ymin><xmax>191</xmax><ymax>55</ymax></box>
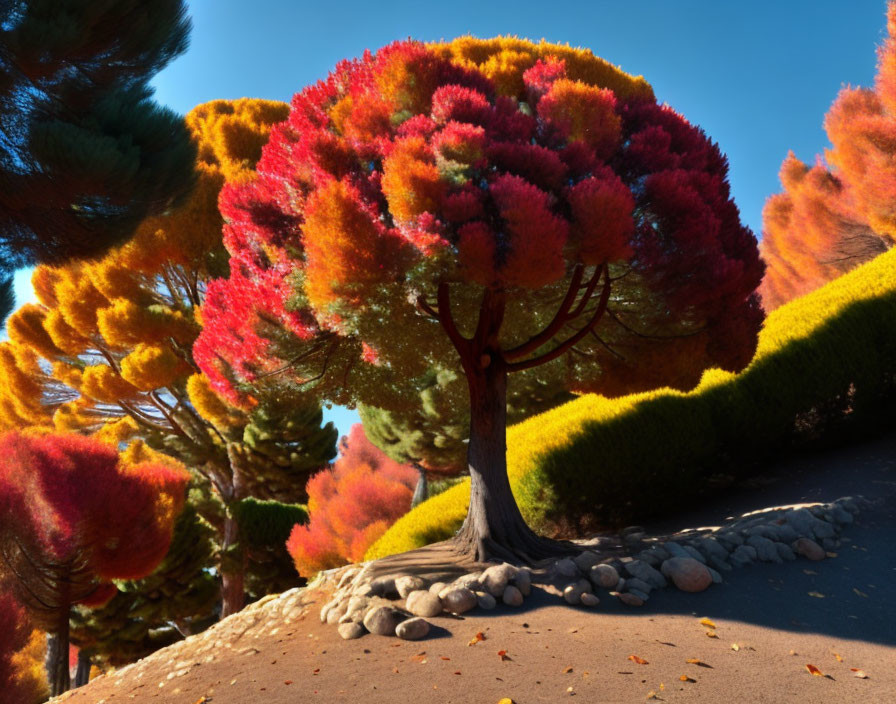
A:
<box><xmin>367</xmin><ymin>248</ymin><xmax>896</xmax><ymax>560</ymax></box>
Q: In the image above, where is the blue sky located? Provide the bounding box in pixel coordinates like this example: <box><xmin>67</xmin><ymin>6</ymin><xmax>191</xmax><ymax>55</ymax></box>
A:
<box><xmin>12</xmin><ymin>0</ymin><xmax>891</xmax><ymax>438</ymax></box>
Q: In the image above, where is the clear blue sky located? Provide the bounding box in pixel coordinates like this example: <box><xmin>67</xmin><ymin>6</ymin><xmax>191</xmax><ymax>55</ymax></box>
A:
<box><xmin>12</xmin><ymin>0</ymin><xmax>891</xmax><ymax>438</ymax></box>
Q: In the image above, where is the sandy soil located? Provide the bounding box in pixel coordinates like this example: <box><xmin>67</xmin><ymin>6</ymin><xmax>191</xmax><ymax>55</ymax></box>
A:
<box><xmin>53</xmin><ymin>434</ymin><xmax>896</xmax><ymax>704</ymax></box>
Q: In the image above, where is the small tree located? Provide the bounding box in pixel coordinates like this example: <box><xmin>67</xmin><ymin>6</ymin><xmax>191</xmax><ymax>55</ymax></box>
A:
<box><xmin>197</xmin><ymin>38</ymin><xmax>764</xmax><ymax>563</ymax></box>
<box><xmin>0</xmin><ymin>432</ymin><xmax>189</xmax><ymax>695</ymax></box>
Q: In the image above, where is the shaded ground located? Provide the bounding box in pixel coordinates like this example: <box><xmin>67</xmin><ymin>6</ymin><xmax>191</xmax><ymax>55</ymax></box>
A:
<box><xmin>55</xmin><ymin>433</ymin><xmax>896</xmax><ymax>703</ymax></box>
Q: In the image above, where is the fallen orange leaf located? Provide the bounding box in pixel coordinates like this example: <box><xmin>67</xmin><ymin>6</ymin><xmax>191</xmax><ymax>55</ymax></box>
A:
<box><xmin>731</xmin><ymin>643</ymin><xmax>740</xmax><ymax>651</ymax></box>
<box><xmin>805</xmin><ymin>664</ymin><xmax>824</xmax><ymax>677</ymax></box>
<box><xmin>705</xmin><ymin>630</ymin><xmax>718</xmax><ymax>638</ymax></box>
<box><xmin>440</xmin><ymin>656</ymin><xmax>451</xmax><ymax>661</ymax></box>
<box><xmin>629</xmin><ymin>655</ymin><xmax>649</xmax><ymax>665</ymax></box>
<box><xmin>498</xmin><ymin>699</ymin><xmax>515</xmax><ymax>704</ymax></box>
<box><xmin>833</xmin><ymin>653</ymin><xmax>843</xmax><ymax>662</ymax></box>
<box><xmin>498</xmin><ymin>650</ymin><xmax>510</xmax><ymax>661</ymax></box>
<box><xmin>686</xmin><ymin>659</ymin><xmax>712</xmax><ymax>668</ymax></box>
<box><xmin>699</xmin><ymin>617</ymin><xmax>716</xmax><ymax>629</ymax></box>
<box><xmin>680</xmin><ymin>675</ymin><xmax>696</xmax><ymax>683</ymax></box>
<box><xmin>850</xmin><ymin>668</ymin><xmax>869</xmax><ymax>679</ymax></box>
<box><xmin>646</xmin><ymin>691</ymin><xmax>659</xmax><ymax>700</ymax></box>
<box><xmin>468</xmin><ymin>632</ymin><xmax>486</xmax><ymax>646</ymax></box>
<box><xmin>562</xmin><ymin>666</ymin><xmax>573</xmax><ymax>673</ymax></box>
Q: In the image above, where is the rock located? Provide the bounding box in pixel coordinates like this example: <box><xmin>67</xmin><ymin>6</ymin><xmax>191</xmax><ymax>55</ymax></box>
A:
<box><xmin>708</xmin><ymin>555</ymin><xmax>732</xmax><ymax>572</ymax></box>
<box><xmin>370</xmin><ymin>576</ymin><xmax>398</xmax><ymax>598</ymax></box>
<box><xmin>337</xmin><ymin>567</ymin><xmax>361</xmax><ymax>590</ymax></box>
<box><xmin>562</xmin><ymin>579</ymin><xmax>591</xmax><ymax>605</ymax></box>
<box><xmin>396</xmin><ymin>617</ymin><xmax>430</xmax><ymax>641</ymax></box>
<box><xmin>624</xmin><ymin>560</ymin><xmax>667</xmax><ymax>589</ymax></box>
<box><xmin>661</xmin><ymin>557</ymin><xmax>713</xmax><ymax>592</ymax></box>
<box><xmin>615</xmin><ymin>591</ymin><xmax>644</xmax><ymax>607</ymax></box>
<box><xmin>352</xmin><ymin>582</ymin><xmax>376</xmax><ymax>598</ymax></box>
<box><xmin>476</xmin><ymin>591</ymin><xmax>497</xmax><ymax>609</ymax></box>
<box><xmin>682</xmin><ymin>545</ymin><xmax>707</xmax><ymax>564</ymax></box>
<box><xmin>502</xmin><ymin>585</ymin><xmax>524</xmax><ymax>607</ymax></box>
<box><xmin>836</xmin><ymin>497</ymin><xmax>859</xmax><ymax>514</ymax></box>
<box><xmin>326</xmin><ymin>602</ymin><xmax>348</xmax><ymax>625</ymax></box>
<box><xmin>363</xmin><ymin>606</ymin><xmax>401</xmax><ymax>636</ymax></box>
<box><xmin>774</xmin><ymin>523</ymin><xmax>800</xmax><ymax>544</ymax></box>
<box><xmin>625</xmin><ymin>577</ymin><xmax>653</xmax><ymax>595</ymax></box>
<box><xmin>512</xmin><ymin>569</ymin><xmax>532</xmax><ymax>596</ymax></box>
<box><xmin>662</xmin><ymin>541</ymin><xmax>692</xmax><ymax>559</ymax></box>
<box><xmin>589</xmin><ymin>564</ymin><xmax>620</xmax><ymax>590</ymax></box>
<box><xmin>580</xmin><ymin>592</ymin><xmax>600</xmax><ymax>607</ymax></box>
<box><xmin>775</xmin><ymin>542</ymin><xmax>797</xmax><ymax>561</ymax></box>
<box><xmin>695</xmin><ymin>537</ymin><xmax>729</xmax><ymax>563</ymax></box>
<box><xmin>621</xmin><ymin>525</ymin><xmax>646</xmax><ymax>537</ymax></box>
<box><xmin>831</xmin><ymin>506</ymin><xmax>854</xmax><ymax>524</ymax></box>
<box><xmin>636</xmin><ymin>550</ymin><xmax>662</xmax><ymax>568</ymax></box>
<box><xmin>746</xmin><ymin>535</ymin><xmax>782</xmax><ymax>563</ymax></box>
<box><xmin>644</xmin><ymin>544</ymin><xmax>671</xmax><ymax>561</ymax></box>
<box><xmin>574</xmin><ymin>551</ymin><xmax>602</xmax><ymax>572</ymax></box>
<box><xmin>784</xmin><ymin>508</ymin><xmax>834</xmax><ymax>541</ymax></box>
<box><xmin>395</xmin><ymin>576</ymin><xmax>427</xmax><ymax>599</ymax></box>
<box><xmin>715</xmin><ymin>531</ymin><xmax>743</xmax><ymax>548</ymax></box>
<box><xmin>730</xmin><ymin>546</ymin><xmax>753</xmax><ymax>567</ymax></box>
<box><xmin>627</xmin><ymin>588</ymin><xmax>650</xmax><ymax>602</ymax></box>
<box><xmin>320</xmin><ymin>599</ymin><xmax>338</xmax><ymax>623</ymax></box>
<box><xmin>440</xmin><ymin>587</ymin><xmax>478</xmax><ymax>614</ymax></box>
<box><xmin>706</xmin><ymin>566</ymin><xmax>723</xmax><ymax>584</ymax></box>
<box><xmin>454</xmin><ymin>572</ymin><xmax>483</xmax><ymax>592</ymax></box>
<box><xmin>482</xmin><ymin>563</ymin><xmax>517</xmax><ymax>597</ymax></box>
<box><xmin>555</xmin><ymin>558</ymin><xmax>578</xmax><ymax>578</ymax></box>
<box><xmin>429</xmin><ymin>582</ymin><xmax>447</xmax><ymax>595</ymax></box>
<box><xmin>792</xmin><ymin>537</ymin><xmax>826</xmax><ymax>561</ymax></box>
<box><xmin>405</xmin><ymin>590</ymin><xmax>443</xmax><ymax>618</ymax></box>
<box><xmin>337</xmin><ymin>622</ymin><xmax>366</xmax><ymax>640</ymax></box>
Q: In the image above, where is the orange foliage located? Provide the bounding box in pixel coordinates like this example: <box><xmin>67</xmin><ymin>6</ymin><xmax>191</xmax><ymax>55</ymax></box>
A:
<box><xmin>286</xmin><ymin>425</ymin><xmax>416</xmax><ymax>576</ymax></box>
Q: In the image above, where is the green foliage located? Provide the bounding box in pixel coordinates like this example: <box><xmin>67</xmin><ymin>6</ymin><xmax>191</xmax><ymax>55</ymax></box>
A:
<box><xmin>69</xmin><ymin>505</ymin><xmax>218</xmax><ymax>668</ymax></box>
<box><xmin>234</xmin><ymin>498</ymin><xmax>308</xmax><ymax>550</ymax></box>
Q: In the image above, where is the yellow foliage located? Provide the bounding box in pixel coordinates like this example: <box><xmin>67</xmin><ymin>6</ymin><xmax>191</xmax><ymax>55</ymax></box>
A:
<box><xmin>187</xmin><ymin>374</ymin><xmax>244</xmax><ymax>429</ymax></box>
<box><xmin>119</xmin><ymin>343</ymin><xmax>189</xmax><ymax>391</ymax></box>
<box><xmin>53</xmin><ymin>399</ymin><xmax>104</xmax><ymax>433</ymax></box>
<box><xmin>80</xmin><ymin>365</ymin><xmax>140</xmax><ymax>404</ymax></box>
<box><xmin>96</xmin><ymin>298</ymin><xmax>196</xmax><ymax>349</ymax></box>
<box><xmin>30</xmin><ymin>267</ymin><xmax>61</xmax><ymax>308</ymax></box>
<box><xmin>432</xmin><ymin>36</ymin><xmax>654</xmax><ymax>102</ymax></box>
<box><xmin>367</xmin><ymin>247</ymin><xmax>896</xmax><ymax>560</ymax></box>
<box><xmin>9</xmin><ymin>630</ymin><xmax>50</xmax><ymax>704</ymax></box>
<box><xmin>92</xmin><ymin>416</ymin><xmax>140</xmax><ymax>446</ymax></box>
<box><xmin>54</xmin><ymin>268</ymin><xmax>105</xmax><ymax>335</ymax></box>
<box><xmin>5</xmin><ymin>304</ymin><xmax>62</xmax><ymax>360</ymax></box>
<box><xmin>42</xmin><ymin>308</ymin><xmax>89</xmax><ymax>356</ymax></box>
<box><xmin>0</xmin><ymin>344</ymin><xmax>52</xmax><ymax>429</ymax></box>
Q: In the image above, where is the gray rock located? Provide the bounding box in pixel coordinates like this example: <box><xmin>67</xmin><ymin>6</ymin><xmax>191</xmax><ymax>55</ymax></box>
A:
<box><xmin>682</xmin><ymin>544</ymin><xmax>707</xmax><ymax>564</ymax></box>
<box><xmin>775</xmin><ymin>542</ymin><xmax>797</xmax><ymax>561</ymax></box>
<box><xmin>395</xmin><ymin>575</ymin><xmax>427</xmax><ymax>599</ymax></box>
<box><xmin>338</xmin><ymin>622</ymin><xmax>366</xmax><ymax>640</ymax></box>
<box><xmin>831</xmin><ymin>506</ymin><xmax>854</xmax><ymax>525</ymax></box>
<box><xmin>792</xmin><ymin>537</ymin><xmax>825</xmax><ymax>561</ymax></box>
<box><xmin>555</xmin><ymin>558</ymin><xmax>579</xmax><ymax>578</ymax></box>
<box><xmin>746</xmin><ymin>535</ymin><xmax>782</xmax><ymax>563</ymax></box>
<box><xmin>624</xmin><ymin>560</ymin><xmax>667</xmax><ymax>589</ymax></box>
<box><xmin>695</xmin><ymin>537</ymin><xmax>729</xmax><ymax>563</ymax></box>
<box><xmin>502</xmin><ymin>585</ymin><xmax>524</xmax><ymax>607</ymax></box>
<box><xmin>615</xmin><ymin>591</ymin><xmax>644</xmax><ymax>607</ymax></box>
<box><xmin>715</xmin><ymin>532</ymin><xmax>743</xmax><ymax>549</ymax></box>
<box><xmin>429</xmin><ymin>581</ymin><xmax>447</xmax><ymax>595</ymax></box>
<box><xmin>636</xmin><ymin>550</ymin><xmax>662</xmax><ymax>568</ymax></box>
<box><xmin>627</xmin><ymin>588</ymin><xmax>651</xmax><ymax>601</ymax></box>
<box><xmin>589</xmin><ymin>564</ymin><xmax>620</xmax><ymax>590</ymax></box>
<box><xmin>708</xmin><ymin>555</ymin><xmax>733</xmax><ymax>572</ymax></box>
<box><xmin>441</xmin><ymin>587</ymin><xmax>478</xmax><ymax>614</ymax></box>
<box><xmin>363</xmin><ymin>606</ymin><xmax>401</xmax><ymax>636</ymax></box>
<box><xmin>405</xmin><ymin>590</ymin><xmax>443</xmax><ymax>618</ymax></box>
<box><xmin>774</xmin><ymin>523</ymin><xmax>800</xmax><ymax>544</ymax></box>
<box><xmin>370</xmin><ymin>576</ymin><xmax>398</xmax><ymax>598</ymax></box>
<box><xmin>482</xmin><ymin>563</ymin><xmax>517</xmax><ymax>597</ymax></box>
<box><xmin>574</xmin><ymin>551</ymin><xmax>602</xmax><ymax>572</ymax></box>
<box><xmin>562</xmin><ymin>579</ymin><xmax>592</xmax><ymax>605</ymax></box>
<box><xmin>706</xmin><ymin>566</ymin><xmax>723</xmax><ymax>584</ymax></box>
<box><xmin>580</xmin><ymin>592</ymin><xmax>600</xmax><ymax>607</ymax></box>
<box><xmin>784</xmin><ymin>508</ymin><xmax>834</xmax><ymax>541</ymax></box>
<box><xmin>661</xmin><ymin>557</ymin><xmax>712</xmax><ymax>592</ymax></box>
<box><xmin>662</xmin><ymin>541</ymin><xmax>691</xmax><ymax>559</ymax></box>
<box><xmin>512</xmin><ymin>568</ymin><xmax>532</xmax><ymax>596</ymax></box>
<box><xmin>645</xmin><ymin>544</ymin><xmax>671</xmax><ymax>561</ymax></box>
<box><xmin>730</xmin><ymin>545</ymin><xmax>755</xmax><ymax>567</ymax></box>
<box><xmin>454</xmin><ymin>572</ymin><xmax>483</xmax><ymax>592</ymax></box>
<box><xmin>836</xmin><ymin>497</ymin><xmax>859</xmax><ymax>514</ymax></box>
<box><xmin>625</xmin><ymin>577</ymin><xmax>653</xmax><ymax>595</ymax></box>
<box><xmin>476</xmin><ymin>591</ymin><xmax>497</xmax><ymax>609</ymax></box>
<box><xmin>396</xmin><ymin>617</ymin><xmax>430</xmax><ymax>641</ymax></box>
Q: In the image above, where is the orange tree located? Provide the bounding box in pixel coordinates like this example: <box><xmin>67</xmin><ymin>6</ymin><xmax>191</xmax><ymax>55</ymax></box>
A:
<box><xmin>0</xmin><ymin>99</ymin><xmax>336</xmax><ymax>616</ymax></box>
<box><xmin>761</xmin><ymin>2</ymin><xmax>896</xmax><ymax>310</ymax></box>
<box><xmin>196</xmin><ymin>38</ymin><xmax>764</xmax><ymax>563</ymax></box>
<box><xmin>0</xmin><ymin>432</ymin><xmax>189</xmax><ymax>696</ymax></box>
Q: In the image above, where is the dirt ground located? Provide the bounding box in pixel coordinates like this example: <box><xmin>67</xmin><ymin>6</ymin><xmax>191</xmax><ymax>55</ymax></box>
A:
<box><xmin>53</xmin><ymin>434</ymin><xmax>896</xmax><ymax>704</ymax></box>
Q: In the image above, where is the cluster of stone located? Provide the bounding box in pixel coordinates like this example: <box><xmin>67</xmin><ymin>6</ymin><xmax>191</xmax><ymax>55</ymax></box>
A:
<box><xmin>323</xmin><ymin>562</ymin><xmax>533</xmax><ymax>641</ymax></box>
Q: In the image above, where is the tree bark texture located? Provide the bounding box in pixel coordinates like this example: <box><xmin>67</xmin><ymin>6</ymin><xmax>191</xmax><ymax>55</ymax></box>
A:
<box><xmin>411</xmin><ymin>463</ymin><xmax>429</xmax><ymax>507</ymax></box>
<box><xmin>74</xmin><ymin>649</ymin><xmax>91</xmax><ymax>687</ymax></box>
<box><xmin>45</xmin><ymin>614</ymin><xmax>71</xmax><ymax>696</ymax></box>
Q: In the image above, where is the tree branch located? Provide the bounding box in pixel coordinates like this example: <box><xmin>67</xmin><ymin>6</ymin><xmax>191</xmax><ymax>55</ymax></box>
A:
<box><xmin>436</xmin><ymin>282</ymin><xmax>470</xmax><ymax>359</ymax></box>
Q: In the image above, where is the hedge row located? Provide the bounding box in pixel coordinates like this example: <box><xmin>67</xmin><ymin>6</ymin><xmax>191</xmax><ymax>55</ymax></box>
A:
<box><xmin>366</xmin><ymin>247</ymin><xmax>896</xmax><ymax>560</ymax></box>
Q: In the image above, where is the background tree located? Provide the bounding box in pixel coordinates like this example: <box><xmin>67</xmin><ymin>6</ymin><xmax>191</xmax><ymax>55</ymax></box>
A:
<box><xmin>286</xmin><ymin>425</ymin><xmax>417</xmax><ymax>576</ymax></box>
<box><xmin>0</xmin><ymin>431</ymin><xmax>189</xmax><ymax>695</ymax></box>
<box><xmin>0</xmin><ymin>98</ymin><xmax>337</xmax><ymax>616</ymax></box>
<box><xmin>0</xmin><ymin>0</ymin><xmax>196</xmax><ymax>323</ymax></box>
<box><xmin>760</xmin><ymin>2</ymin><xmax>896</xmax><ymax>310</ymax></box>
<box><xmin>197</xmin><ymin>37</ymin><xmax>764</xmax><ymax>564</ymax></box>
<box><xmin>0</xmin><ymin>590</ymin><xmax>48</xmax><ymax>704</ymax></box>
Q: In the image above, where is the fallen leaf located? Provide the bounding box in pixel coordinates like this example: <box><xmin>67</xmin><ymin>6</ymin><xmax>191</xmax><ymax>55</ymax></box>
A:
<box><xmin>805</xmin><ymin>664</ymin><xmax>824</xmax><ymax>677</ymax></box>
<box><xmin>789</xmin><ymin>650</ymin><xmax>798</xmax><ymax>656</ymax></box>
<box><xmin>705</xmin><ymin>630</ymin><xmax>719</xmax><ymax>639</ymax></box>
<box><xmin>853</xmin><ymin>588</ymin><xmax>869</xmax><ymax>598</ymax></box>
<box><xmin>646</xmin><ymin>691</ymin><xmax>659</xmax><ymax>700</ymax></box>
<box><xmin>498</xmin><ymin>650</ymin><xmax>510</xmax><ymax>662</ymax></box>
<box><xmin>563</xmin><ymin>666</ymin><xmax>573</xmax><ymax>673</ymax></box>
<box><xmin>498</xmin><ymin>699</ymin><xmax>515</xmax><ymax>704</ymax></box>
<box><xmin>440</xmin><ymin>656</ymin><xmax>451</xmax><ymax>661</ymax></box>
<box><xmin>629</xmin><ymin>655</ymin><xmax>649</xmax><ymax>665</ymax></box>
<box><xmin>686</xmin><ymin>659</ymin><xmax>712</xmax><ymax>668</ymax></box>
<box><xmin>618</xmin><ymin>671</ymin><xmax>634</xmax><ymax>675</ymax></box>
<box><xmin>313</xmin><ymin>668</ymin><xmax>320</xmax><ymax>674</ymax></box>
<box><xmin>808</xmin><ymin>591</ymin><xmax>825</xmax><ymax>599</ymax></box>
<box><xmin>468</xmin><ymin>632</ymin><xmax>486</xmax><ymax>646</ymax></box>
<box><xmin>411</xmin><ymin>652</ymin><xmax>427</xmax><ymax>664</ymax></box>
<box><xmin>802</xmin><ymin>569</ymin><xmax>818</xmax><ymax>575</ymax></box>
<box><xmin>832</xmin><ymin>653</ymin><xmax>843</xmax><ymax>662</ymax></box>
<box><xmin>454</xmin><ymin>671</ymin><xmax>462</xmax><ymax>675</ymax></box>
<box><xmin>731</xmin><ymin>643</ymin><xmax>740</xmax><ymax>651</ymax></box>
<box><xmin>826</xmin><ymin>552</ymin><xmax>838</xmax><ymax>558</ymax></box>
<box><xmin>566</xmin><ymin>686</ymin><xmax>574</xmax><ymax>693</ymax></box>
<box><xmin>193</xmin><ymin>698</ymin><xmax>207</xmax><ymax>704</ymax></box>
<box><xmin>680</xmin><ymin>675</ymin><xmax>696</xmax><ymax>683</ymax></box>
<box><xmin>699</xmin><ymin>617</ymin><xmax>716</xmax><ymax>629</ymax></box>
<box><xmin>659</xmin><ymin>683</ymin><xmax>665</xmax><ymax>691</ymax></box>
<box><xmin>850</xmin><ymin>668</ymin><xmax>868</xmax><ymax>679</ymax></box>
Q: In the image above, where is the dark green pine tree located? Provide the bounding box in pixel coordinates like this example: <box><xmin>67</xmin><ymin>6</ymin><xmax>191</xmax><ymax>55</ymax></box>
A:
<box><xmin>0</xmin><ymin>0</ymin><xmax>196</xmax><ymax>323</ymax></box>
<box><xmin>360</xmin><ymin>367</ymin><xmax>574</xmax><ymax>505</ymax></box>
<box><xmin>69</xmin><ymin>505</ymin><xmax>218</xmax><ymax>677</ymax></box>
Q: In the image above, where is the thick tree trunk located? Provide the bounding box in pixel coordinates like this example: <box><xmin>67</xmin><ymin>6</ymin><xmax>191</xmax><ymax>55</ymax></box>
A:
<box><xmin>74</xmin><ymin>649</ymin><xmax>91</xmax><ymax>687</ymax></box>
<box><xmin>411</xmin><ymin>463</ymin><xmax>428</xmax><ymax>507</ymax></box>
<box><xmin>452</xmin><ymin>357</ymin><xmax>565</xmax><ymax>564</ymax></box>
<box><xmin>45</xmin><ymin>613</ymin><xmax>71</xmax><ymax>696</ymax></box>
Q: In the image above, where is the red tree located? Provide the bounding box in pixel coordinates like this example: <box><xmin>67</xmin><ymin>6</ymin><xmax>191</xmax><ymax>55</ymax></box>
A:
<box><xmin>0</xmin><ymin>432</ymin><xmax>189</xmax><ymax>695</ymax></box>
<box><xmin>286</xmin><ymin>425</ymin><xmax>417</xmax><ymax>576</ymax></box>
<box><xmin>196</xmin><ymin>39</ymin><xmax>763</xmax><ymax>563</ymax></box>
<box><xmin>0</xmin><ymin>590</ymin><xmax>38</xmax><ymax>704</ymax></box>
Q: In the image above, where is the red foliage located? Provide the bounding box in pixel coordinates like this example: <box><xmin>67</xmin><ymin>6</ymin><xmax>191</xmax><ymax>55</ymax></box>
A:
<box><xmin>286</xmin><ymin>425</ymin><xmax>416</xmax><ymax>576</ymax></box>
<box><xmin>0</xmin><ymin>590</ymin><xmax>31</xmax><ymax>700</ymax></box>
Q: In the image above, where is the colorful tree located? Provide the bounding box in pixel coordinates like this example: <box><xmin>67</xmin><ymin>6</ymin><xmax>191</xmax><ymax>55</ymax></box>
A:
<box><xmin>0</xmin><ymin>590</ymin><xmax>48</xmax><ymax>704</ymax></box>
<box><xmin>0</xmin><ymin>432</ymin><xmax>189</xmax><ymax>695</ymax></box>
<box><xmin>760</xmin><ymin>3</ymin><xmax>896</xmax><ymax>310</ymax></box>
<box><xmin>286</xmin><ymin>425</ymin><xmax>418</xmax><ymax>576</ymax></box>
<box><xmin>197</xmin><ymin>38</ymin><xmax>764</xmax><ymax>563</ymax></box>
<box><xmin>0</xmin><ymin>0</ymin><xmax>196</xmax><ymax>323</ymax></box>
<box><xmin>0</xmin><ymin>98</ymin><xmax>337</xmax><ymax>616</ymax></box>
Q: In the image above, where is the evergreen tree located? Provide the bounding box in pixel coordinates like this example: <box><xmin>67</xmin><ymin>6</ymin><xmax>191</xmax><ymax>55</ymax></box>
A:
<box><xmin>0</xmin><ymin>0</ymin><xmax>196</xmax><ymax>324</ymax></box>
